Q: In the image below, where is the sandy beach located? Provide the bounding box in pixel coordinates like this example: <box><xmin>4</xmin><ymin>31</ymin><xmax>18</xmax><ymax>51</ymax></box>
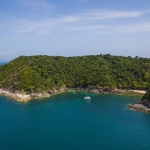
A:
<box><xmin>128</xmin><ymin>90</ymin><xmax>146</xmax><ymax>94</ymax></box>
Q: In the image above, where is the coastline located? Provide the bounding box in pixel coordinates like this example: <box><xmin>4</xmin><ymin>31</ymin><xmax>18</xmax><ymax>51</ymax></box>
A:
<box><xmin>128</xmin><ymin>90</ymin><xmax>146</xmax><ymax>94</ymax></box>
<box><xmin>0</xmin><ymin>87</ymin><xmax>146</xmax><ymax>102</ymax></box>
<box><xmin>0</xmin><ymin>89</ymin><xmax>31</xmax><ymax>102</ymax></box>
<box><xmin>0</xmin><ymin>88</ymin><xmax>69</xmax><ymax>102</ymax></box>
<box><xmin>128</xmin><ymin>99</ymin><xmax>150</xmax><ymax>113</ymax></box>
<box><xmin>128</xmin><ymin>103</ymin><xmax>150</xmax><ymax>113</ymax></box>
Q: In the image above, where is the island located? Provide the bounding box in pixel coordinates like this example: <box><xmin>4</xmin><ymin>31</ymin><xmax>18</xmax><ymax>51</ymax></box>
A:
<box><xmin>0</xmin><ymin>54</ymin><xmax>149</xmax><ymax>102</ymax></box>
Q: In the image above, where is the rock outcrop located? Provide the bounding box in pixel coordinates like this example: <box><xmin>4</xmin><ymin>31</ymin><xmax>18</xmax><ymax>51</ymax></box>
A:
<box><xmin>0</xmin><ymin>88</ymin><xmax>69</xmax><ymax>102</ymax></box>
<box><xmin>128</xmin><ymin>90</ymin><xmax>150</xmax><ymax>113</ymax></box>
<box><xmin>0</xmin><ymin>89</ymin><xmax>30</xmax><ymax>102</ymax></box>
<box><xmin>128</xmin><ymin>103</ymin><xmax>150</xmax><ymax>113</ymax></box>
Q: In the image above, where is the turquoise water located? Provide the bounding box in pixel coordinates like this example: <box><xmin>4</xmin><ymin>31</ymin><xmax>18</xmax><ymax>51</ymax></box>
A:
<box><xmin>0</xmin><ymin>92</ymin><xmax>150</xmax><ymax>150</ymax></box>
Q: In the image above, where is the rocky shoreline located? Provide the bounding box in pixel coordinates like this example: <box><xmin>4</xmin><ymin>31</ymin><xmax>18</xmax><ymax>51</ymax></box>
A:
<box><xmin>0</xmin><ymin>87</ymin><xmax>146</xmax><ymax>102</ymax></box>
<box><xmin>0</xmin><ymin>88</ymin><xmax>69</xmax><ymax>102</ymax></box>
<box><xmin>0</xmin><ymin>89</ymin><xmax>31</xmax><ymax>102</ymax></box>
<box><xmin>128</xmin><ymin>89</ymin><xmax>150</xmax><ymax>113</ymax></box>
<box><xmin>128</xmin><ymin>99</ymin><xmax>150</xmax><ymax>113</ymax></box>
<box><xmin>81</xmin><ymin>88</ymin><xmax>146</xmax><ymax>95</ymax></box>
<box><xmin>128</xmin><ymin>104</ymin><xmax>150</xmax><ymax>113</ymax></box>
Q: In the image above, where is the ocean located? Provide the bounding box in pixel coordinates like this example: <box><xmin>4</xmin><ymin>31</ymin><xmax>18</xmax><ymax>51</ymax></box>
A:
<box><xmin>0</xmin><ymin>62</ymin><xmax>7</xmax><ymax>66</ymax></box>
<box><xmin>0</xmin><ymin>92</ymin><xmax>150</xmax><ymax>150</ymax></box>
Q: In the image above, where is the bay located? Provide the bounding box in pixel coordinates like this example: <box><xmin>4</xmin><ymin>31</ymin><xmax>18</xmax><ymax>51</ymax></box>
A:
<box><xmin>0</xmin><ymin>92</ymin><xmax>150</xmax><ymax>150</ymax></box>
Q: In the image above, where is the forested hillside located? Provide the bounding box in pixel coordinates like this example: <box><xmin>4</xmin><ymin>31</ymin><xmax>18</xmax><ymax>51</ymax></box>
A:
<box><xmin>142</xmin><ymin>89</ymin><xmax>150</xmax><ymax>101</ymax></box>
<box><xmin>0</xmin><ymin>54</ymin><xmax>150</xmax><ymax>93</ymax></box>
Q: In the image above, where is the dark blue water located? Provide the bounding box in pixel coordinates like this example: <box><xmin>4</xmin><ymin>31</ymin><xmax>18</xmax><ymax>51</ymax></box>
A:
<box><xmin>0</xmin><ymin>92</ymin><xmax>150</xmax><ymax>150</ymax></box>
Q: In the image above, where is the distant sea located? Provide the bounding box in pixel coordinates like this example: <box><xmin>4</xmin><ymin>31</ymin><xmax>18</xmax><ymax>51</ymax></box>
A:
<box><xmin>0</xmin><ymin>62</ymin><xmax>7</xmax><ymax>66</ymax></box>
<box><xmin>0</xmin><ymin>92</ymin><xmax>150</xmax><ymax>150</ymax></box>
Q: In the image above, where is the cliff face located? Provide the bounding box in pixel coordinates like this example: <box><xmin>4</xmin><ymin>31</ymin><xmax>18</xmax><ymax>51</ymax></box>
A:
<box><xmin>128</xmin><ymin>90</ymin><xmax>150</xmax><ymax>113</ymax></box>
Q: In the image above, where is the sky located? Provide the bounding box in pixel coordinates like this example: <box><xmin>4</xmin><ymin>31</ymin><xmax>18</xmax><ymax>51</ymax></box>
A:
<box><xmin>0</xmin><ymin>0</ymin><xmax>150</xmax><ymax>61</ymax></box>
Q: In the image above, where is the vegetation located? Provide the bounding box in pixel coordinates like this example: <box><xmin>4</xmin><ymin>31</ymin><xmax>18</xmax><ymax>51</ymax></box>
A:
<box><xmin>0</xmin><ymin>54</ymin><xmax>150</xmax><ymax>93</ymax></box>
<box><xmin>142</xmin><ymin>90</ymin><xmax>150</xmax><ymax>101</ymax></box>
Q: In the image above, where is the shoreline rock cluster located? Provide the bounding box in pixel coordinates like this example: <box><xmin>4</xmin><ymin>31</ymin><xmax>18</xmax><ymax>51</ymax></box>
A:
<box><xmin>0</xmin><ymin>87</ymin><xmax>146</xmax><ymax>102</ymax></box>
<box><xmin>0</xmin><ymin>89</ymin><xmax>31</xmax><ymax>102</ymax></box>
<box><xmin>128</xmin><ymin>104</ymin><xmax>150</xmax><ymax>113</ymax></box>
<box><xmin>128</xmin><ymin>89</ymin><xmax>150</xmax><ymax>113</ymax></box>
<box><xmin>128</xmin><ymin>99</ymin><xmax>150</xmax><ymax>113</ymax></box>
<box><xmin>0</xmin><ymin>88</ymin><xmax>69</xmax><ymax>102</ymax></box>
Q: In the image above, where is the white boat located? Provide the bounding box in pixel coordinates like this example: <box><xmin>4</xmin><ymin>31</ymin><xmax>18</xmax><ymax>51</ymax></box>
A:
<box><xmin>84</xmin><ymin>96</ymin><xmax>91</xmax><ymax>100</ymax></box>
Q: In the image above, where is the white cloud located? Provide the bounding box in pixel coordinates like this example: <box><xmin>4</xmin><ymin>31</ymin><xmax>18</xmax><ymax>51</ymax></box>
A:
<box><xmin>65</xmin><ymin>25</ymin><xmax>105</xmax><ymax>31</ymax></box>
<box><xmin>83</xmin><ymin>10</ymin><xmax>143</xmax><ymax>21</ymax></box>
<box><xmin>118</xmin><ymin>23</ymin><xmax>150</xmax><ymax>33</ymax></box>
<box><xmin>0</xmin><ymin>9</ymin><xmax>150</xmax><ymax>35</ymax></box>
